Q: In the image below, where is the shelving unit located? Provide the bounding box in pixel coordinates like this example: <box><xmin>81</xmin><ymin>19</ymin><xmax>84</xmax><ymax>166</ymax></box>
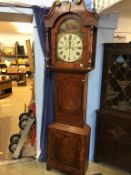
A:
<box><xmin>0</xmin><ymin>79</ymin><xmax>12</xmax><ymax>98</ymax></box>
<box><xmin>1</xmin><ymin>41</ymin><xmax>29</xmax><ymax>66</ymax></box>
<box><xmin>95</xmin><ymin>43</ymin><xmax>131</xmax><ymax>172</ymax></box>
<box><xmin>0</xmin><ymin>42</ymin><xmax>30</xmax><ymax>86</ymax></box>
<box><xmin>4</xmin><ymin>55</ymin><xmax>29</xmax><ymax>66</ymax></box>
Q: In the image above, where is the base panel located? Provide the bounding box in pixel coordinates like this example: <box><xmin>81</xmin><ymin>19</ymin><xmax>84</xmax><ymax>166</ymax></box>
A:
<box><xmin>47</xmin><ymin>123</ymin><xmax>91</xmax><ymax>175</ymax></box>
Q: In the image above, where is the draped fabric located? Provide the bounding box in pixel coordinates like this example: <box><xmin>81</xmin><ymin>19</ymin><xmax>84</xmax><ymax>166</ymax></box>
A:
<box><xmin>33</xmin><ymin>6</ymin><xmax>54</xmax><ymax>162</ymax></box>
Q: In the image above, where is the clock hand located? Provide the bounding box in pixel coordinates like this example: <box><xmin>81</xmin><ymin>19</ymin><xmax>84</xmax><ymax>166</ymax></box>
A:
<box><xmin>69</xmin><ymin>40</ymin><xmax>71</xmax><ymax>50</ymax></box>
<box><xmin>72</xmin><ymin>42</ymin><xmax>74</xmax><ymax>50</ymax></box>
<box><xmin>69</xmin><ymin>40</ymin><xmax>71</xmax><ymax>60</ymax></box>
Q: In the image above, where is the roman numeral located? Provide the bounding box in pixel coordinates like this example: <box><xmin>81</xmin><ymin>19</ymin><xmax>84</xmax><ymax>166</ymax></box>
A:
<box><xmin>77</xmin><ymin>41</ymin><xmax>80</xmax><ymax>44</ymax></box>
<box><xmin>69</xmin><ymin>35</ymin><xmax>72</xmax><ymax>40</ymax></box>
<box><xmin>59</xmin><ymin>51</ymin><xmax>63</xmax><ymax>55</ymax></box>
<box><xmin>76</xmin><ymin>52</ymin><xmax>80</xmax><ymax>56</ymax></box>
<box><xmin>63</xmin><ymin>55</ymin><xmax>66</xmax><ymax>59</ymax></box>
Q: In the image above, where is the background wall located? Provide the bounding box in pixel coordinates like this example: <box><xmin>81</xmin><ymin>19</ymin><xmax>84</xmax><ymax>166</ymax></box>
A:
<box><xmin>101</xmin><ymin>0</ymin><xmax>131</xmax><ymax>43</ymax></box>
<box><xmin>0</xmin><ymin>21</ymin><xmax>33</xmax><ymax>53</ymax></box>
<box><xmin>0</xmin><ymin>33</ymin><xmax>33</xmax><ymax>53</ymax></box>
<box><xmin>87</xmin><ymin>12</ymin><xmax>118</xmax><ymax>159</ymax></box>
<box><xmin>114</xmin><ymin>17</ymin><xmax>131</xmax><ymax>42</ymax></box>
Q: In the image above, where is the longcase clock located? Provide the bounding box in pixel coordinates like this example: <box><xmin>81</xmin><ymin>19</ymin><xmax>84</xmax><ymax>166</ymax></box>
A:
<box><xmin>45</xmin><ymin>1</ymin><xmax>99</xmax><ymax>175</ymax></box>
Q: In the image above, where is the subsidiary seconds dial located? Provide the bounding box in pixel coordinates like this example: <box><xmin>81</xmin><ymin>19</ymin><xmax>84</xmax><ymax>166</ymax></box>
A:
<box><xmin>57</xmin><ymin>33</ymin><xmax>83</xmax><ymax>62</ymax></box>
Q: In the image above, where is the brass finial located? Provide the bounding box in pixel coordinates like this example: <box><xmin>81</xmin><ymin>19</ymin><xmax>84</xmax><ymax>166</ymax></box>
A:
<box><xmin>56</xmin><ymin>0</ymin><xmax>61</xmax><ymax>6</ymax></box>
<box><xmin>76</xmin><ymin>0</ymin><xmax>81</xmax><ymax>4</ymax></box>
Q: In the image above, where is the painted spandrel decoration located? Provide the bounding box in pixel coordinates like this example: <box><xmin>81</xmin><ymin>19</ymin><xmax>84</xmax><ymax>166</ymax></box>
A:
<box><xmin>57</xmin><ymin>19</ymin><xmax>83</xmax><ymax>63</ymax></box>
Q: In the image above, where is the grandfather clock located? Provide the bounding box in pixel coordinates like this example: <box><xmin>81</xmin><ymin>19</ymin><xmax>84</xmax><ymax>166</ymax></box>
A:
<box><xmin>45</xmin><ymin>0</ymin><xmax>99</xmax><ymax>175</ymax></box>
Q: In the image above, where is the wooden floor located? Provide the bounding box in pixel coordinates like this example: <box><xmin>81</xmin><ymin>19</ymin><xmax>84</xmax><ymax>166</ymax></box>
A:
<box><xmin>0</xmin><ymin>78</ymin><xmax>33</xmax><ymax>160</ymax></box>
<box><xmin>0</xmin><ymin>78</ymin><xmax>130</xmax><ymax>174</ymax></box>
<box><xmin>0</xmin><ymin>159</ymin><xmax>130</xmax><ymax>175</ymax></box>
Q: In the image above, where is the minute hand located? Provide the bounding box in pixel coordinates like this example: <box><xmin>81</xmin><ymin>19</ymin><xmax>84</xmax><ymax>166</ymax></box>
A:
<box><xmin>69</xmin><ymin>40</ymin><xmax>71</xmax><ymax>59</ymax></box>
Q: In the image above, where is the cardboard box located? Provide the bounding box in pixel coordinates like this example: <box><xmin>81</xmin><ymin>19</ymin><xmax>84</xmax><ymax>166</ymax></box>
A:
<box><xmin>18</xmin><ymin>65</ymin><xmax>27</xmax><ymax>73</ymax></box>
<box><xmin>7</xmin><ymin>66</ymin><xmax>18</xmax><ymax>73</ymax></box>
<box><xmin>3</xmin><ymin>47</ymin><xmax>15</xmax><ymax>56</ymax></box>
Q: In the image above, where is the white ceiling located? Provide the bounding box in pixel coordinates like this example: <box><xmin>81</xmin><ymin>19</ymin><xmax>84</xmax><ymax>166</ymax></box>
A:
<box><xmin>0</xmin><ymin>0</ymin><xmax>121</xmax><ymax>8</ymax></box>
<box><xmin>0</xmin><ymin>0</ymin><xmax>54</xmax><ymax>35</ymax></box>
<box><xmin>100</xmin><ymin>0</ymin><xmax>131</xmax><ymax>17</ymax></box>
<box><xmin>0</xmin><ymin>21</ymin><xmax>33</xmax><ymax>34</ymax></box>
<box><xmin>0</xmin><ymin>0</ymin><xmax>54</xmax><ymax>7</ymax></box>
<box><xmin>94</xmin><ymin>0</ymin><xmax>121</xmax><ymax>12</ymax></box>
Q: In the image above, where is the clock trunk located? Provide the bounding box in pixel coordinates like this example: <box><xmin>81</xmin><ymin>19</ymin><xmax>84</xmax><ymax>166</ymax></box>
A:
<box><xmin>55</xmin><ymin>72</ymin><xmax>88</xmax><ymax>127</ymax></box>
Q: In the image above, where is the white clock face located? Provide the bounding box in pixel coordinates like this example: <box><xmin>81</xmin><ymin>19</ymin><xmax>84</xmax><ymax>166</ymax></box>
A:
<box><xmin>57</xmin><ymin>33</ymin><xmax>83</xmax><ymax>63</ymax></box>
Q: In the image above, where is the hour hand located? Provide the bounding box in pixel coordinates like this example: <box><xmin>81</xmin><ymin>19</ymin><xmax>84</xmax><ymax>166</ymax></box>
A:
<box><xmin>69</xmin><ymin>41</ymin><xmax>71</xmax><ymax>49</ymax></box>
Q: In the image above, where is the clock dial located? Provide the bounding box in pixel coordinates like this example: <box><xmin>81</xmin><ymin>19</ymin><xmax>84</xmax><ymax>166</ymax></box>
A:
<box><xmin>57</xmin><ymin>33</ymin><xmax>83</xmax><ymax>62</ymax></box>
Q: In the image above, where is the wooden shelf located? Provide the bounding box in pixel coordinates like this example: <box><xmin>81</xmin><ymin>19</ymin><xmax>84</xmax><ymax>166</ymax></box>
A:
<box><xmin>5</xmin><ymin>55</ymin><xmax>28</xmax><ymax>58</ymax></box>
<box><xmin>0</xmin><ymin>79</ymin><xmax>12</xmax><ymax>98</ymax></box>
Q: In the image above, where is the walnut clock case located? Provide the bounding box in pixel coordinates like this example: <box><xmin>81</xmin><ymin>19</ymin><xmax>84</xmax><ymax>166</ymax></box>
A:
<box><xmin>45</xmin><ymin>1</ymin><xmax>99</xmax><ymax>175</ymax></box>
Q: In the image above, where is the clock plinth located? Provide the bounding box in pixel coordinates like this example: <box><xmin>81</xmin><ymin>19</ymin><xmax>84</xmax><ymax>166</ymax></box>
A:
<box><xmin>45</xmin><ymin>0</ymin><xmax>99</xmax><ymax>174</ymax></box>
<box><xmin>47</xmin><ymin>123</ymin><xmax>91</xmax><ymax>175</ymax></box>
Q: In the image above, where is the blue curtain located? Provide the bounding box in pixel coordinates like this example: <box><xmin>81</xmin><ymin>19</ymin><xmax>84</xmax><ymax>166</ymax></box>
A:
<box><xmin>33</xmin><ymin>6</ymin><xmax>55</xmax><ymax>162</ymax></box>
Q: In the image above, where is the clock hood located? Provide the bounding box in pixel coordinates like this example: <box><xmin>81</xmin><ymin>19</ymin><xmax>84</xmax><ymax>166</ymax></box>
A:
<box><xmin>45</xmin><ymin>0</ymin><xmax>99</xmax><ymax>29</ymax></box>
